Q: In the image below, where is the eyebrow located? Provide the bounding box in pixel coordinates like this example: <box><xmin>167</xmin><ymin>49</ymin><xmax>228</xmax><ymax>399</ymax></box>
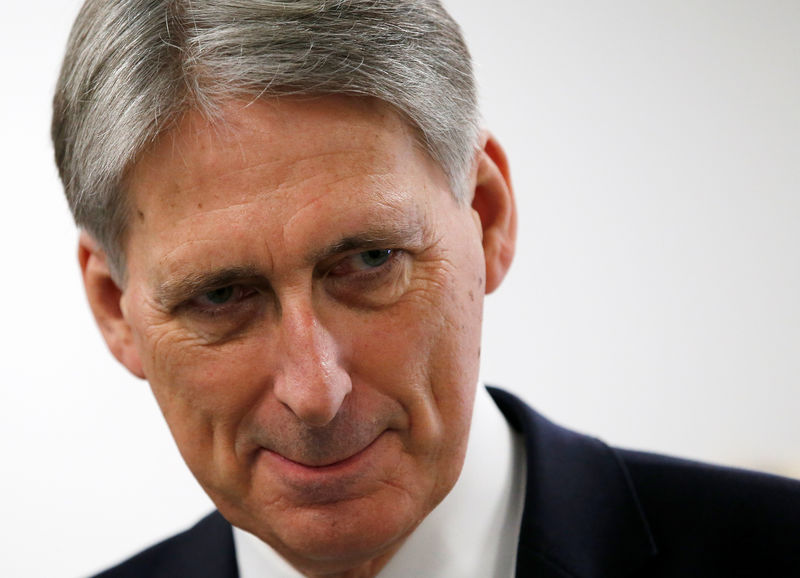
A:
<box><xmin>155</xmin><ymin>266</ymin><xmax>266</xmax><ymax>309</ymax></box>
<box><xmin>307</xmin><ymin>221</ymin><xmax>426</xmax><ymax>264</ymax></box>
<box><xmin>154</xmin><ymin>217</ymin><xmax>429</xmax><ymax>308</ymax></box>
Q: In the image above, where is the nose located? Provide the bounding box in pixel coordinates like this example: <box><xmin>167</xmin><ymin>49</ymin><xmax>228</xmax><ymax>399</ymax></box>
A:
<box><xmin>273</xmin><ymin>303</ymin><xmax>351</xmax><ymax>427</ymax></box>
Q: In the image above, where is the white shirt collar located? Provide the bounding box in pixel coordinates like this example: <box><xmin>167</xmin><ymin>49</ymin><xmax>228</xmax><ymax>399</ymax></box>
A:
<box><xmin>233</xmin><ymin>385</ymin><xmax>526</xmax><ymax>577</ymax></box>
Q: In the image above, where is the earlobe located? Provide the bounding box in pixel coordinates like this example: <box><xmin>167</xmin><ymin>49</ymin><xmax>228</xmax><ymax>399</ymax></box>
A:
<box><xmin>78</xmin><ymin>232</ymin><xmax>145</xmax><ymax>379</ymax></box>
<box><xmin>471</xmin><ymin>132</ymin><xmax>517</xmax><ymax>294</ymax></box>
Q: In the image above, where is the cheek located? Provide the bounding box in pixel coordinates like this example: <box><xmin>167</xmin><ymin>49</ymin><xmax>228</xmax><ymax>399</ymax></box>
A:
<box><xmin>129</xmin><ymin>308</ymin><xmax>267</xmax><ymax>480</ymax></box>
<box><xmin>342</xmin><ymin>255</ymin><xmax>484</xmax><ymax>441</ymax></box>
<box><xmin>144</xmin><ymin>337</ymin><xmax>264</xmax><ymax>428</ymax></box>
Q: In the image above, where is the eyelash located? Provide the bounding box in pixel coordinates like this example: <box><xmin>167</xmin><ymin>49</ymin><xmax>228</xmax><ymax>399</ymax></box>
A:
<box><xmin>185</xmin><ymin>285</ymin><xmax>259</xmax><ymax>317</ymax></box>
<box><xmin>326</xmin><ymin>249</ymin><xmax>402</xmax><ymax>282</ymax></box>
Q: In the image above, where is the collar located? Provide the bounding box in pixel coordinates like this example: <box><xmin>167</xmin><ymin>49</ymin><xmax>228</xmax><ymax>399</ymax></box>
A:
<box><xmin>233</xmin><ymin>384</ymin><xmax>526</xmax><ymax>577</ymax></box>
<box><xmin>379</xmin><ymin>384</ymin><xmax>526</xmax><ymax>577</ymax></box>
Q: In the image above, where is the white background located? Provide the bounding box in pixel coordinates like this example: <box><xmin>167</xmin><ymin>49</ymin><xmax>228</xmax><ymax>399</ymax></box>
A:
<box><xmin>2</xmin><ymin>1</ymin><xmax>798</xmax><ymax>576</ymax></box>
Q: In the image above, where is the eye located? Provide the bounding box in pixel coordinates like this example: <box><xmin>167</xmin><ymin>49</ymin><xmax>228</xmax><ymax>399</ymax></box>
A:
<box><xmin>356</xmin><ymin>249</ymin><xmax>392</xmax><ymax>269</ymax></box>
<box><xmin>324</xmin><ymin>248</ymin><xmax>410</xmax><ymax>308</ymax></box>
<box><xmin>328</xmin><ymin>249</ymin><xmax>396</xmax><ymax>277</ymax></box>
<box><xmin>187</xmin><ymin>285</ymin><xmax>258</xmax><ymax>314</ymax></box>
<box><xmin>204</xmin><ymin>286</ymin><xmax>236</xmax><ymax>305</ymax></box>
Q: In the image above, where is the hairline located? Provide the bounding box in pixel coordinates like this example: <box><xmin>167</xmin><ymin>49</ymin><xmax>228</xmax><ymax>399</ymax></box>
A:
<box><xmin>54</xmin><ymin>0</ymin><xmax>481</xmax><ymax>284</ymax></box>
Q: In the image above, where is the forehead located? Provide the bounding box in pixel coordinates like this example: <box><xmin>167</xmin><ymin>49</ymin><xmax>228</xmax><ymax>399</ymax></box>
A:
<box><xmin>128</xmin><ymin>96</ymin><xmax>428</xmax><ymax>207</ymax></box>
<box><xmin>122</xmin><ymin>96</ymin><xmax>452</xmax><ymax>276</ymax></box>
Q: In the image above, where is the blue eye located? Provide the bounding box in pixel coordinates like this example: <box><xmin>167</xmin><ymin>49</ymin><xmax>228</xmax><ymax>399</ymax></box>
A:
<box><xmin>182</xmin><ymin>284</ymin><xmax>260</xmax><ymax>320</ymax></box>
<box><xmin>203</xmin><ymin>286</ymin><xmax>235</xmax><ymax>305</ymax></box>
<box><xmin>359</xmin><ymin>249</ymin><xmax>392</xmax><ymax>268</ymax></box>
<box><xmin>327</xmin><ymin>248</ymin><xmax>399</xmax><ymax>279</ymax></box>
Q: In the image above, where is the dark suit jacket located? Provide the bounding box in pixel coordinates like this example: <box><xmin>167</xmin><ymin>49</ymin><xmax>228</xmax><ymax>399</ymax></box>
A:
<box><xmin>94</xmin><ymin>387</ymin><xmax>800</xmax><ymax>577</ymax></box>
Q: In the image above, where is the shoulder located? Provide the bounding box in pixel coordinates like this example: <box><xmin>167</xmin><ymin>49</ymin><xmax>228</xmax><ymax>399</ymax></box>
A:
<box><xmin>92</xmin><ymin>511</ymin><xmax>238</xmax><ymax>578</ymax></box>
<box><xmin>618</xmin><ymin>449</ymin><xmax>800</xmax><ymax>576</ymax></box>
<box><xmin>487</xmin><ymin>386</ymin><xmax>800</xmax><ymax>576</ymax></box>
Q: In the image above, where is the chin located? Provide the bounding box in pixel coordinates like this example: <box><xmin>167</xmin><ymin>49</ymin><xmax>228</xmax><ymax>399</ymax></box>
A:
<box><xmin>243</xmin><ymin>496</ymin><xmax>425</xmax><ymax>573</ymax></box>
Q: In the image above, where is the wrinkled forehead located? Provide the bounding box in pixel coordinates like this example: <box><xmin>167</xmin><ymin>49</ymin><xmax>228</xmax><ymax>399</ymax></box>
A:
<box><xmin>120</xmin><ymin>95</ymin><xmax>455</xmax><ymax>276</ymax></box>
<box><xmin>125</xmin><ymin>95</ymin><xmax>447</xmax><ymax>215</ymax></box>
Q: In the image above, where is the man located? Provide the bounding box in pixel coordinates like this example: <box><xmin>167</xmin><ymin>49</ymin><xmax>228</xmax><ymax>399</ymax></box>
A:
<box><xmin>52</xmin><ymin>1</ymin><xmax>800</xmax><ymax>577</ymax></box>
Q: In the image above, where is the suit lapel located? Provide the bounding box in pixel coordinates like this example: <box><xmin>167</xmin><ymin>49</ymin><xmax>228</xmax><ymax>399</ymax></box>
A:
<box><xmin>488</xmin><ymin>387</ymin><xmax>658</xmax><ymax>578</ymax></box>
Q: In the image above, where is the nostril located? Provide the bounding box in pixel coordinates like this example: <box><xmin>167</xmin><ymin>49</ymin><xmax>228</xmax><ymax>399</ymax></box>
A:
<box><xmin>273</xmin><ymin>344</ymin><xmax>352</xmax><ymax>427</ymax></box>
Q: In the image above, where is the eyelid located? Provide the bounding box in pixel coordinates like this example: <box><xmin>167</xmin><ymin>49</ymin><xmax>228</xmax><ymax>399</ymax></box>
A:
<box><xmin>323</xmin><ymin>250</ymin><xmax>407</xmax><ymax>286</ymax></box>
<box><xmin>156</xmin><ymin>267</ymin><xmax>268</xmax><ymax>309</ymax></box>
<box><xmin>179</xmin><ymin>284</ymin><xmax>260</xmax><ymax>315</ymax></box>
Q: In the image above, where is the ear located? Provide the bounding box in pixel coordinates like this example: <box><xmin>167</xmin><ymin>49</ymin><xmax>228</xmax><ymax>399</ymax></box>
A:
<box><xmin>471</xmin><ymin>132</ymin><xmax>517</xmax><ymax>294</ymax></box>
<box><xmin>78</xmin><ymin>232</ymin><xmax>145</xmax><ymax>379</ymax></box>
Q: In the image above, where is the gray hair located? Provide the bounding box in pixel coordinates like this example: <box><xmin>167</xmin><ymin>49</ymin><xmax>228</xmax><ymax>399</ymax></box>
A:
<box><xmin>52</xmin><ymin>0</ymin><xmax>480</xmax><ymax>281</ymax></box>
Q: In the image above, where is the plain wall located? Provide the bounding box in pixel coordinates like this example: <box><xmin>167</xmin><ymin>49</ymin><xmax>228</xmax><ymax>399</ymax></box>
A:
<box><xmin>2</xmin><ymin>1</ymin><xmax>798</xmax><ymax>576</ymax></box>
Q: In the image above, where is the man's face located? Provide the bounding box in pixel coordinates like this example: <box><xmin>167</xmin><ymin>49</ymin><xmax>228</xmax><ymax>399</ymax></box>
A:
<box><xmin>116</xmin><ymin>96</ymin><xmax>489</xmax><ymax>572</ymax></box>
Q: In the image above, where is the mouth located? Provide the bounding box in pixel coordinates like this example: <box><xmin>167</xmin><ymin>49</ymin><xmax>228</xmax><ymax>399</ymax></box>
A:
<box><xmin>256</xmin><ymin>431</ymin><xmax>393</xmax><ymax>499</ymax></box>
<box><xmin>267</xmin><ymin>432</ymin><xmax>384</xmax><ymax>470</ymax></box>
